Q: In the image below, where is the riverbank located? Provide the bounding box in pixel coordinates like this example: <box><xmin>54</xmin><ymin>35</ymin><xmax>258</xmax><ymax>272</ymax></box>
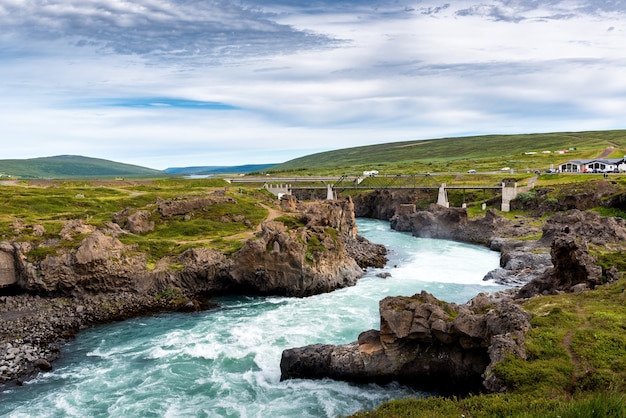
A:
<box><xmin>0</xmin><ymin>291</ymin><xmax>214</xmax><ymax>387</ymax></box>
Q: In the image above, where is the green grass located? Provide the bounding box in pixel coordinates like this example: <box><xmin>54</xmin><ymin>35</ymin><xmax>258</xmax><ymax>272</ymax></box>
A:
<box><xmin>349</xmin><ymin>391</ymin><xmax>626</xmax><ymax>418</ymax></box>
<box><xmin>1</xmin><ymin>178</ymin><xmax>270</xmax><ymax>260</ymax></box>
<box><xmin>0</xmin><ymin>155</ymin><xmax>163</xmax><ymax>179</ymax></box>
<box><xmin>272</xmin><ymin>130</ymin><xmax>626</xmax><ymax>175</ymax></box>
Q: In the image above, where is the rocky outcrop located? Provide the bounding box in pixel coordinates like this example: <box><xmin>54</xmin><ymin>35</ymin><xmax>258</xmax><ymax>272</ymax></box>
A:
<box><xmin>515</xmin><ymin>234</ymin><xmax>604</xmax><ymax>298</ymax></box>
<box><xmin>353</xmin><ymin>190</ymin><xmax>430</xmax><ymax>220</ymax></box>
<box><xmin>540</xmin><ymin>209</ymin><xmax>626</xmax><ymax>245</ymax></box>
<box><xmin>281</xmin><ymin>290</ymin><xmax>530</xmax><ymax>394</ymax></box>
<box><xmin>482</xmin><ymin>240</ymin><xmax>552</xmax><ymax>287</ymax></box>
<box><xmin>0</xmin><ymin>247</ymin><xmax>17</xmax><ymax>288</ymax></box>
<box><xmin>510</xmin><ymin>180</ymin><xmax>620</xmax><ymax>215</ymax></box>
<box><xmin>112</xmin><ymin>209</ymin><xmax>154</xmax><ymax>234</ymax></box>
<box><xmin>156</xmin><ymin>191</ymin><xmax>234</xmax><ymax>217</ymax></box>
<box><xmin>390</xmin><ymin>204</ymin><xmax>540</xmax><ymax>245</ymax></box>
<box><xmin>228</xmin><ymin>198</ymin><xmax>374</xmax><ymax>296</ymax></box>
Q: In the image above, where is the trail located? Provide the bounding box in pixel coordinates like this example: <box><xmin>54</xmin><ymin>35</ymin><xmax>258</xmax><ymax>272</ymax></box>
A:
<box><xmin>597</xmin><ymin>146</ymin><xmax>615</xmax><ymax>158</ymax></box>
<box><xmin>224</xmin><ymin>203</ymin><xmax>286</xmax><ymax>242</ymax></box>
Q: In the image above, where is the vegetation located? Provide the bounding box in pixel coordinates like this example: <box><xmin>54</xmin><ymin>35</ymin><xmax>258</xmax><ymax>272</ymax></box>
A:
<box><xmin>0</xmin><ymin>155</ymin><xmax>163</xmax><ymax>179</ymax></box>
<box><xmin>0</xmin><ymin>178</ymin><xmax>272</xmax><ymax>259</ymax></box>
<box><xmin>349</xmin><ymin>391</ymin><xmax>626</xmax><ymax>418</ymax></box>
<box><xmin>271</xmin><ymin>130</ymin><xmax>626</xmax><ymax>175</ymax></box>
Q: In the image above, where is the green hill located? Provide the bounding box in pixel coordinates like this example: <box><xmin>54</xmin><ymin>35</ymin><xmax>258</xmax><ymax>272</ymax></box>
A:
<box><xmin>0</xmin><ymin>155</ymin><xmax>163</xmax><ymax>179</ymax></box>
<box><xmin>272</xmin><ymin>130</ymin><xmax>626</xmax><ymax>173</ymax></box>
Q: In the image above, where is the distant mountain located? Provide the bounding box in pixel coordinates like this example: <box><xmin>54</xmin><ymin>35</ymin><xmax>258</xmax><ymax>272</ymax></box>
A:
<box><xmin>0</xmin><ymin>155</ymin><xmax>162</xmax><ymax>179</ymax></box>
<box><xmin>164</xmin><ymin>164</ymin><xmax>277</xmax><ymax>175</ymax></box>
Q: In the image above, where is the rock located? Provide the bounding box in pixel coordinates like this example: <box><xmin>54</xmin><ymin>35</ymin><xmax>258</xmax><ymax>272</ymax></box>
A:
<box><xmin>11</xmin><ymin>219</ymin><xmax>25</xmax><ymax>235</ymax></box>
<box><xmin>33</xmin><ymin>359</ymin><xmax>52</xmax><ymax>371</ymax></box>
<box><xmin>352</xmin><ymin>189</ymin><xmax>438</xmax><ymax>220</ymax></box>
<box><xmin>59</xmin><ymin>219</ymin><xmax>97</xmax><ymax>241</ymax></box>
<box><xmin>516</xmin><ymin>234</ymin><xmax>603</xmax><ymax>298</ymax></box>
<box><xmin>541</xmin><ymin>209</ymin><xmax>626</xmax><ymax>245</ymax></box>
<box><xmin>156</xmin><ymin>193</ymin><xmax>235</xmax><ymax>217</ymax></box>
<box><xmin>0</xmin><ymin>250</ymin><xmax>17</xmax><ymax>288</ymax></box>
<box><xmin>482</xmin><ymin>241</ymin><xmax>553</xmax><ymax>286</ymax></box>
<box><xmin>390</xmin><ymin>205</ymin><xmax>541</xmax><ymax>245</ymax></box>
<box><xmin>281</xmin><ymin>290</ymin><xmax>531</xmax><ymax>395</ymax></box>
<box><xmin>280</xmin><ymin>194</ymin><xmax>298</xmax><ymax>211</ymax></box>
<box><xmin>32</xmin><ymin>224</ymin><xmax>45</xmax><ymax>237</ymax></box>
<box><xmin>344</xmin><ymin>235</ymin><xmax>388</xmax><ymax>269</ymax></box>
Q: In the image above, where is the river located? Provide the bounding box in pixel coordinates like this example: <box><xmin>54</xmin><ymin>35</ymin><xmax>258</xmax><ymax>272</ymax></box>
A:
<box><xmin>0</xmin><ymin>218</ymin><xmax>504</xmax><ymax>417</ymax></box>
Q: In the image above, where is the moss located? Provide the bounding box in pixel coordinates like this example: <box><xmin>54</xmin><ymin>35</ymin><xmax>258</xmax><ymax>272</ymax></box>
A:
<box><xmin>305</xmin><ymin>233</ymin><xmax>326</xmax><ymax>265</ymax></box>
<box><xmin>274</xmin><ymin>215</ymin><xmax>306</xmax><ymax>229</ymax></box>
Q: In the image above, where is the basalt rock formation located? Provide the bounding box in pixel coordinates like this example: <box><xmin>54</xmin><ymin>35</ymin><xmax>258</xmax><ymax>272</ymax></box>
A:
<box><xmin>228</xmin><ymin>199</ymin><xmax>382</xmax><ymax>296</ymax></box>
<box><xmin>281</xmin><ymin>290</ymin><xmax>531</xmax><ymax>394</ymax></box>
<box><xmin>390</xmin><ymin>204</ymin><xmax>540</xmax><ymax>245</ymax></box>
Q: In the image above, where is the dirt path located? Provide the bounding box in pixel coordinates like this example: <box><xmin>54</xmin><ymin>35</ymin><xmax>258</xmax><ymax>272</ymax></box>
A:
<box><xmin>224</xmin><ymin>203</ymin><xmax>286</xmax><ymax>242</ymax></box>
<box><xmin>597</xmin><ymin>146</ymin><xmax>615</xmax><ymax>158</ymax></box>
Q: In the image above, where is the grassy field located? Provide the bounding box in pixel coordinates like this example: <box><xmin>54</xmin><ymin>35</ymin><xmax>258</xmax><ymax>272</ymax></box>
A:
<box><xmin>0</xmin><ymin>178</ymin><xmax>274</xmax><ymax>259</ymax></box>
<box><xmin>271</xmin><ymin>130</ymin><xmax>626</xmax><ymax>175</ymax></box>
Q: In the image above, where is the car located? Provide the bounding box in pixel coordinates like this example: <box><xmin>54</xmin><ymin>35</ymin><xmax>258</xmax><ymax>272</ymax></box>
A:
<box><xmin>467</xmin><ymin>169</ymin><xmax>477</xmax><ymax>174</ymax></box>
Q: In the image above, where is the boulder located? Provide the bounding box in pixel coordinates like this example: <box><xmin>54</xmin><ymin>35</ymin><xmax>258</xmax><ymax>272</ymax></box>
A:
<box><xmin>281</xmin><ymin>291</ymin><xmax>531</xmax><ymax>394</ymax></box>
<box><xmin>59</xmin><ymin>219</ymin><xmax>96</xmax><ymax>241</ymax></box>
<box><xmin>516</xmin><ymin>234</ymin><xmax>604</xmax><ymax>298</ymax></box>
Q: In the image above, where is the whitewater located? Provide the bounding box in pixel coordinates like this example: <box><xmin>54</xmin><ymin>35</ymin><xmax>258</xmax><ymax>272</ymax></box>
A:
<box><xmin>0</xmin><ymin>218</ymin><xmax>504</xmax><ymax>417</ymax></box>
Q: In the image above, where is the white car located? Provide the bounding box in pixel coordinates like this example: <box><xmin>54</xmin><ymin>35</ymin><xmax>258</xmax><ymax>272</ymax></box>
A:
<box><xmin>467</xmin><ymin>169</ymin><xmax>477</xmax><ymax>174</ymax></box>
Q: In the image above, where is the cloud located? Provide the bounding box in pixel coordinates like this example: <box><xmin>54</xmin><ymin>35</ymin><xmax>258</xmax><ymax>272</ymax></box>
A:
<box><xmin>1</xmin><ymin>0</ymin><xmax>625</xmax><ymax>170</ymax></box>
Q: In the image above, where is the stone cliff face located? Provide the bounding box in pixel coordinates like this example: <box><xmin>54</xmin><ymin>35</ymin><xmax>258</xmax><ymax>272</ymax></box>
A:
<box><xmin>0</xmin><ymin>197</ymin><xmax>379</xmax><ymax>299</ymax></box>
<box><xmin>228</xmin><ymin>198</ymin><xmax>385</xmax><ymax>296</ymax></box>
<box><xmin>390</xmin><ymin>204</ymin><xmax>539</xmax><ymax>245</ymax></box>
<box><xmin>281</xmin><ymin>290</ymin><xmax>531</xmax><ymax>394</ymax></box>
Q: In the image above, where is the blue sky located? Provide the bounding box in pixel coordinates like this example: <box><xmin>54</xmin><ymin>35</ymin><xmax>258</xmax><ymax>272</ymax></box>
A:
<box><xmin>1</xmin><ymin>0</ymin><xmax>625</xmax><ymax>169</ymax></box>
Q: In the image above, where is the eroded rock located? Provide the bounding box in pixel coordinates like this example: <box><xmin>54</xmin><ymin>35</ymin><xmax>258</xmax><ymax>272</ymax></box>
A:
<box><xmin>281</xmin><ymin>290</ymin><xmax>530</xmax><ymax>394</ymax></box>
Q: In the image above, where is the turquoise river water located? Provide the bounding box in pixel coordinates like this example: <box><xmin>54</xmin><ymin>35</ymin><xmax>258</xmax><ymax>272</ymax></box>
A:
<box><xmin>0</xmin><ymin>218</ymin><xmax>504</xmax><ymax>418</ymax></box>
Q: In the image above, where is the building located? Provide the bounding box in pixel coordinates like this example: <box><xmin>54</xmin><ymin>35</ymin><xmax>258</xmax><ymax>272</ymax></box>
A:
<box><xmin>559</xmin><ymin>158</ymin><xmax>625</xmax><ymax>173</ymax></box>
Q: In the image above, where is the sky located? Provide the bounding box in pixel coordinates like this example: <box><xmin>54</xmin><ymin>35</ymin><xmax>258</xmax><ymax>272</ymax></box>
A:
<box><xmin>1</xmin><ymin>0</ymin><xmax>626</xmax><ymax>170</ymax></box>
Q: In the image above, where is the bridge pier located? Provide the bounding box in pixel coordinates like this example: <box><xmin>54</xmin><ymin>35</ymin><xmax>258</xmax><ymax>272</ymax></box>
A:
<box><xmin>264</xmin><ymin>183</ymin><xmax>292</xmax><ymax>198</ymax></box>
<box><xmin>437</xmin><ymin>183</ymin><xmax>449</xmax><ymax>208</ymax></box>
<box><xmin>326</xmin><ymin>184</ymin><xmax>335</xmax><ymax>200</ymax></box>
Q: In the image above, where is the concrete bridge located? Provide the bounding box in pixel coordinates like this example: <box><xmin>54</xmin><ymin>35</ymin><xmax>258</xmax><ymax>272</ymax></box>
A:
<box><xmin>226</xmin><ymin>175</ymin><xmax>533</xmax><ymax>212</ymax></box>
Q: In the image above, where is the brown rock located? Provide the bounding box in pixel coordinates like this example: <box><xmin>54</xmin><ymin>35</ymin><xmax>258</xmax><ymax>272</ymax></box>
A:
<box><xmin>0</xmin><ymin>250</ymin><xmax>17</xmax><ymax>288</ymax></box>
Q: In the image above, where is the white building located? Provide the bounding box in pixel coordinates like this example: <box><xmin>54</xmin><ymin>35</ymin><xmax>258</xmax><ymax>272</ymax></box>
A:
<box><xmin>559</xmin><ymin>158</ymin><xmax>624</xmax><ymax>173</ymax></box>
